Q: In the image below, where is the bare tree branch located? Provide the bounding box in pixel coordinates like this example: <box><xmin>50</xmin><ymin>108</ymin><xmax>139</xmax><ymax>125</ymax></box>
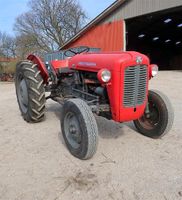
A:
<box><xmin>14</xmin><ymin>0</ymin><xmax>87</xmax><ymax>52</ymax></box>
<box><xmin>0</xmin><ymin>31</ymin><xmax>17</xmax><ymax>58</ymax></box>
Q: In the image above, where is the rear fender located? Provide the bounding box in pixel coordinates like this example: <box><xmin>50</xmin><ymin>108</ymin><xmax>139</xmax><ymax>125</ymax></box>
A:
<box><xmin>27</xmin><ymin>54</ymin><xmax>49</xmax><ymax>83</ymax></box>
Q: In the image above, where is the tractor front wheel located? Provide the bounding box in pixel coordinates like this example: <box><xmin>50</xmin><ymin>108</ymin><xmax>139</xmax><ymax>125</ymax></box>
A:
<box><xmin>15</xmin><ymin>61</ymin><xmax>46</xmax><ymax>122</ymax></box>
<box><xmin>61</xmin><ymin>99</ymin><xmax>98</xmax><ymax>160</ymax></box>
<box><xmin>134</xmin><ymin>90</ymin><xmax>174</xmax><ymax>138</ymax></box>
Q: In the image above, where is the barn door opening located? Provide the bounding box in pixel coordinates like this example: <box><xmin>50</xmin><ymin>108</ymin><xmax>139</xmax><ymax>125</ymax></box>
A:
<box><xmin>126</xmin><ymin>6</ymin><xmax>182</xmax><ymax>70</ymax></box>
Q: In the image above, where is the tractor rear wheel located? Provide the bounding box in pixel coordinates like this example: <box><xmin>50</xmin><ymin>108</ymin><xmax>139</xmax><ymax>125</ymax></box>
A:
<box><xmin>15</xmin><ymin>61</ymin><xmax>46</xmax><ymax>122</ymax></box>
<box><xmin>61</xmin><ymin>99</ymin><xmax>98</xmax><ymax>160</ymax></box>
<box><xmin>134</xmin><ymin>90</ymin><xmax>174</xmax><ymax>138</ymax></box>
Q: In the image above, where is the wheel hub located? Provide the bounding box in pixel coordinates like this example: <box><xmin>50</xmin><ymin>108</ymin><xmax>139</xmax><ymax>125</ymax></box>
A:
<box><xmin>19</xmin><ymin>79</ymin><xmax>28</xmax><ymax>105</ymax></box>
<box><xmin>17</xmin><ymin>77</ymin><xmax>28</xmax><ymax>113</ymax></box>
<box><xmin>69</xmin><ymin>124</ymin><xmax>77</xmax><ymax>134</ymax></box>
<box><xmin>64</xmin><ymin>112</ymin><xmax>82</xmax><ymax>149</ymax></box>
<box><xmin>139</xmin><ymin>101</ymin><xmax>160</xmax><ymax>129</ymax></box>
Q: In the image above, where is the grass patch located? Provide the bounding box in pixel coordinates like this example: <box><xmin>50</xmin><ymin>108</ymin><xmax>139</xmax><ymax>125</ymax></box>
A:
<box><xmin>0</xmin><ymin>60</ymin><xmax>18</xmax><ymax>74</ymax></box>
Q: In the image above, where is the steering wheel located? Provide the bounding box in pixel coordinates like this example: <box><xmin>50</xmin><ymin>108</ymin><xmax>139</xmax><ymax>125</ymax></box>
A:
<box><xmin>64</xmin><ymin>46</ymin><xmax>90</xmax><ymax>57</ymax></box>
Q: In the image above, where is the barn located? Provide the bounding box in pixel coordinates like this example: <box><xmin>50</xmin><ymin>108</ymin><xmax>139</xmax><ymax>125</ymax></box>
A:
<box><xmin>60</xmin><ymin>0</ymin><xmax>182</xmax><ymax>70</ymax></box>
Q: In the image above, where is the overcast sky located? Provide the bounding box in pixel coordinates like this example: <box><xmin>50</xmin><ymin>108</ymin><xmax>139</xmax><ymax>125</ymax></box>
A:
<box><xmin>0</xmin><ymin>0</ymin><xmax>115</xmax><ymax>35</ymax></box>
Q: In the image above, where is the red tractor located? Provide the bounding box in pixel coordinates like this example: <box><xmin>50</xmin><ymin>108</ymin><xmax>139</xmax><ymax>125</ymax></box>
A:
<box><xmin>15</xmin><ymin>46</ymin><xmax>174</xmax><ymax>159</ymax></box>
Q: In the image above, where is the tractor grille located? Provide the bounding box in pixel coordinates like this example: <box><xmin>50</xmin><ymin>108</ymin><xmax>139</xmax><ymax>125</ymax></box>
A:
<box><xmin>123</xmin><ymin>65</ymin><xmax>147</xmax><ymax>107</ymax></box>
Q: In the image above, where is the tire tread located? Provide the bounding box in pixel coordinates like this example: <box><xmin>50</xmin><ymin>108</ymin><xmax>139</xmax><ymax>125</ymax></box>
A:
<box><xmin>15</xmin><ymin>60</ymin><xmax>46</xmax><ymax>123</ymax></box>
<box><xmin>62</xmin><ymin>99</ymin><xmax>98</xmax><ymax>159</ymax></box>
<box><xmin>134</xmin><ymin>90</ymin><xmax>174</xmax><ymax>138</ymax></box>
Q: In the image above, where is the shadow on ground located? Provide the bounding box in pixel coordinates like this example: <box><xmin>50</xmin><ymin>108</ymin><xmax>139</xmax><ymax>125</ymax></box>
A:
<box><xmin>46</xmin><ymin>102</ymin><xmax>127</xmax><ymax>139</ymax></box>
<box><xmin>46</xmin><ymin>101</ymin><xmax>63</xmax><ymax>119</ymax></box>
<box><xmin>95</xmin><ymin>116</ymin><xmax>125</xmax><ymax>139</ymax></box>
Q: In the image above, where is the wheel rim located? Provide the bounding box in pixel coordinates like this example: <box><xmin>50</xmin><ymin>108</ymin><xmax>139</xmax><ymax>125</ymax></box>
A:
<box><xmin>64</xmin><ymin>112</ymin><xmax>82</xmax><ymax>149</ymax></box>
<box><xmin>138</xmin><ymin>101</ymin><xmax>160</xmax><ymax>130</ymax></box>
<box><xmin>17</xmin><ymin>75</ymin><xmax>28</xmax><ymax>113</ymax></box>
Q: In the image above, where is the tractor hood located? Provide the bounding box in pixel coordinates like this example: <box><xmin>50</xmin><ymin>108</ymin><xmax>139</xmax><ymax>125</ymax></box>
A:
<box><xmin>69</xmin><ymin>51</ymin><xmax>149</xmax><ymax>72</ymax></box>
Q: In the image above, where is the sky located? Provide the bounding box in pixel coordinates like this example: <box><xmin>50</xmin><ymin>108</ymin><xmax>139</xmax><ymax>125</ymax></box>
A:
<box><xmin>0</xmin><ymin>0</ymin><xmax>115</xmax><ymax>35</ymax></box>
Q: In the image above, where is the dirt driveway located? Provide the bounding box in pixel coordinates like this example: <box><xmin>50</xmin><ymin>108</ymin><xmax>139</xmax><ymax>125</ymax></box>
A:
<box><xmin>0</xmin><ymin>71</ymin><xmax>182</xmax><ymax>200</ymax></box>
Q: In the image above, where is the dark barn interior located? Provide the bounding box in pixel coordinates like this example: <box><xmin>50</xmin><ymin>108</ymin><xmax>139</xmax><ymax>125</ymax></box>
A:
<box><xmin>126</xmin><ymin>6</ymin><xmax>182</xmax><ymax>70</ymax></box>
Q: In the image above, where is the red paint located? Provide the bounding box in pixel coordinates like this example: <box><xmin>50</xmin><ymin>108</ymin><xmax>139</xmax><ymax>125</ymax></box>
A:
<box><xmin>26</xmin><ymin>51</ymin><xmax>150</xmax><ymax>122</ymax></box>
<box><xmin>64</xmin><ymin>20</ymin><xmax>124</xmax><ymax>51</ymax></box>
<box><xmin>51</xmin><ymin>60</ymin><xmax>69</xmax><ymax>70</ymax></box>
<box><xmin>69</xmin><ymin>51</ymin><xmax>150</xmax><ymax>122</ymax></box>
<box><xmin>27</xmin><ymin>54</ymin><xmax>49</xmax><ymax>83</ymax></box>
<box><xmin>149</xmin><ymin>64</ymin><xmax>158</xmax><ymax>79</ymax></box>
<box><xmin>97</xmin><ymin>69</ymin><xmax>111</xmax><ymax>83</ymax></box>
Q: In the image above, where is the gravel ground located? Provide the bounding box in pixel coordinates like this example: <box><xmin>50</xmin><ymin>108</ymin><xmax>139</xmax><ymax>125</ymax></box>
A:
<box><xmin>0</xmin><ymin>71</ymin><xmax>182</xmax><ymax>200</ymax></box>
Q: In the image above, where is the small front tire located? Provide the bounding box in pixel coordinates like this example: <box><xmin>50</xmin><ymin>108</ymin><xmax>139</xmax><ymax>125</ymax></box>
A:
<box><xmin>134</xmin><ymin>90</ymin><xmax>174</xmax><ymax>138</ymax></box>
<box><xmin>61</xmin><ymin>99</ymin><xmax>98</xmax><ymax>160</ymax></box>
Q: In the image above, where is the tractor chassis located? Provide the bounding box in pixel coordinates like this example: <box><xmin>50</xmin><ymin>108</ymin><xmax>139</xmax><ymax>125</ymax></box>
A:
<box><xmin>45</xmin><ymin>86</ymin><xmax>111</xmax><ymax>115</ymax></box>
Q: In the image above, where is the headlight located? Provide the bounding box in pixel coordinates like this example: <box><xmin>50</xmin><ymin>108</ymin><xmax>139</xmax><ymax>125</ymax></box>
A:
<box><xmin>97</xmin><ymin>69</ymin><xmax>111</xmax><ymax>83</ymax></box>
<box><xmin>151</xmin><ymin>64</ymin><xmax>158</xmax><ymax>77</ymax></box>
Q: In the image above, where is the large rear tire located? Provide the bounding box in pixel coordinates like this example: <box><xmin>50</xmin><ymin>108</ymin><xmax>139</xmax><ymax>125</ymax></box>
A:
<box><xmin>134</xmin><ymin>90</ymin><xmax>174</xmax><ymax>138</ymax></box>
<box><xmin>61</xmin><ymin>99</ymin><xmax>98</xmax><ymax>160</ymax></box>
<box><xmin>15</xmin><ymin>61</ymin><xmax>46</xmax><ymax>122</ymax></box>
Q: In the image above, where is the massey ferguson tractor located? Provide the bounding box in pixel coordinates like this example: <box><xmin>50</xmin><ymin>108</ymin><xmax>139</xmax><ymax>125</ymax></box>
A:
<box><xmin>15</xmin><ymin>46</ymin><xmax>174</xmax><ymax>160</ymax></box>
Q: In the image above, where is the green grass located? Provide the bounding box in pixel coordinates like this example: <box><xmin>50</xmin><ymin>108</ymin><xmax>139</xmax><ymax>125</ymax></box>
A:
<box><xmin>0</xmin><ymin>60</ymin><xmax>18</xmax><ymax>74</ymax></box>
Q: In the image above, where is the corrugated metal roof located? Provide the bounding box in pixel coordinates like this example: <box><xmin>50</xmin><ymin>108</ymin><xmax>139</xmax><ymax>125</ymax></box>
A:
<box><xmin>60</xmin><ymin>0</ymin><xmax>126</xmax><ymax>50</ymax></box>
<box><xmin>101</xmin><ymin>0</ymin><xmax>182</xmax><ymax>23</ymax></box>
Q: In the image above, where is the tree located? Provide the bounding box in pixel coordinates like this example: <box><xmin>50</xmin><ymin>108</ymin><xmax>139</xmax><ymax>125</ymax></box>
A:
<box><xmin>0</xmin><ymin>31</ymin><xmax>6</xmax><ymax>57</ymax></box>
<box><xmin>15</xmin><ymin>33</ymin><xmax>43</xmax><ymax>59</ymax></box>
<box><xmin>0</xmin><ymin>31</ymin><xmax>17</xmax><ymax>58</ymax></box>
<box><xmin>3</xmin><ymin>35</ymin><xmax>17</xmax><ymax>58</ymax></box>
<box><xmin>14</xmin><ymin>0</ymin><xmax>86</xmax><ymax>52</ymax></box>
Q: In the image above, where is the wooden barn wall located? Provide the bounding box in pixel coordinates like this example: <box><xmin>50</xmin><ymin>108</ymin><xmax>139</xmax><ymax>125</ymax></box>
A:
<box><xmin>64</xmin><ymin>20</ymin><xmax>125</xmax><ymax>51</ymax></box>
